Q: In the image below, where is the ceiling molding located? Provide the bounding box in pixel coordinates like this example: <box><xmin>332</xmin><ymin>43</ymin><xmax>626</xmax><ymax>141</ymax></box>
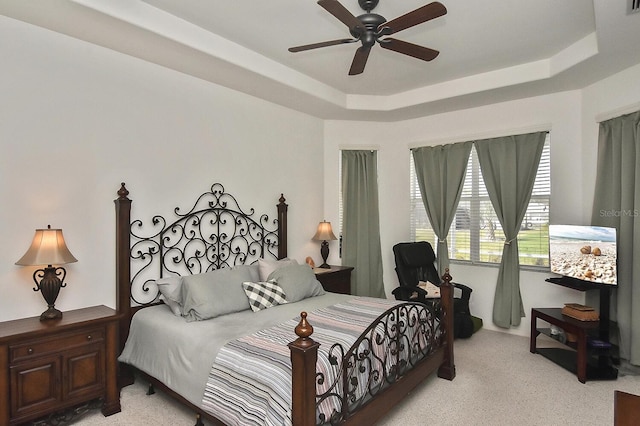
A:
<box><xmin>1</xmin><ymin>0</ymin><xmax>638</xmax><ymax>121</ymax></box>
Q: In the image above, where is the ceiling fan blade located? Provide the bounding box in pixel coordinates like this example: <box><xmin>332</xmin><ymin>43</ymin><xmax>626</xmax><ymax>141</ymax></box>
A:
<box><xmin>289</xmin><ymin>38</ymin><xmax>357</xmax><ymax>52</ymax></box>
<box><xmin>318</xmin><ymin>0</ymin><xmax>362</xmax><ymax>32</ymax></box>
<box><xmin>349</xmin><ymin>45</ymin><xmax>371</xmax><ymax>75</ymax></box>
<box><xmin>379</xmin><ymin>1</ymin><xmax>447</xmax><ymax>35</ymax></box>
<box><xmin>379</xmin><ymin>38</ymin><xmax>440</xmax><ymax>61</ymax></box>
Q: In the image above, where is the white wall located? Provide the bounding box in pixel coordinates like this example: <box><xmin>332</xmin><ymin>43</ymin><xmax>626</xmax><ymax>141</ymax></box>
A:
<box><xmin>3</xmin><ymin>15</ymin><xmax>640</xmax><ymax>333</ymax></box>
<box><xmin>0</xmin><ymin>17</ymin><xmax>324</xmax><ymax>322</ymax></box>
<box><xmin>324</xmin><ymin>90</ymin><xmax>603</xmax><ymax>336</ymax></box>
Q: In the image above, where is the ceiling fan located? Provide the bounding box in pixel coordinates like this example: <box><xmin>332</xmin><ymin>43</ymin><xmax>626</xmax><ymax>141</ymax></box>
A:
<box><xmin>288</xmin><ymin>0</ymin><xmax>447</xmax><ymax>75</ymax></box>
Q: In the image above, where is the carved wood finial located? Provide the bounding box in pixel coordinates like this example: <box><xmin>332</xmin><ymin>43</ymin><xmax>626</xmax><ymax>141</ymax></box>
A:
<box><xmin>279</xmin><ymin>193</ymin><xmax>287</xmax><ymax>205</ymax></box>
<box><xmin>117</xmin><ymin>182</ymin><xmax>130</xmax><ymax>199</ymax></box>
<box><xmin>295</xmin><ymin>312</ymin><xmax>314</xmax><ymax>339</ymax></box>
<box><xmin>442</xmin><ymin>268</ymin><xmax>452</xmax><ymax>286</ymax></box>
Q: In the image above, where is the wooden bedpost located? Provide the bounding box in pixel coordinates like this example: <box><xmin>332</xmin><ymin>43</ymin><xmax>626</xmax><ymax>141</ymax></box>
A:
<box><xmin>115</xmin><ymin>182</ymin><xmax>134</xmax><ymax>386</ymax></box>
<box><xmin>288</xmin><ymin>312</ymin><xmax>319</xmax><ymax>426</ymax></box>
<box><xmin>277</xmin><ymin>194</ymin><xmax>288</xmax><ymax>259</ymax></box>
<box><xmin>437</xmin><ymin>268</ymin><xmax>456</xmax><ymax>380</ymax></box>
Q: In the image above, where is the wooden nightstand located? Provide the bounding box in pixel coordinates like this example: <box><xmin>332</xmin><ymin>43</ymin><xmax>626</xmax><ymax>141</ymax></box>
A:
<box><xmin>0</xmin><ymin>305</ymin><xmax>121</xmax><ymax>426</ymax></box>
<box><xmin>314</xmin><ymin>265</ymin><xmax>354</xmax><ymax>295</ymax></box>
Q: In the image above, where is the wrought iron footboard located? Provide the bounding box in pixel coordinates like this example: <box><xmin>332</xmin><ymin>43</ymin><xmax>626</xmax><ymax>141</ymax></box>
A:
<box><xmin>316</xmin><ymin>301</ymin><xmax>443</xmax><ymax>424</ymax></box>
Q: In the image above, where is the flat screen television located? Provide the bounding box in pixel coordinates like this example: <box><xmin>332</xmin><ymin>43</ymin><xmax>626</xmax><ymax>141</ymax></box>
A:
<box><xmin>548</xmin><ymin>224</ymin><xmax>617</xmax><ymax>286</ymax></box>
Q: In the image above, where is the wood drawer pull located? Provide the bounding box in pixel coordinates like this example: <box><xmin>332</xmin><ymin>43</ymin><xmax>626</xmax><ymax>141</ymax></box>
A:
<box><xmin>87</xmin><ymin>335</ymin><xmax>93</xmax><ymax>340</ymax></box>
<box><xmin>27</xmin><ymin>347</ymin><xmax>34</xmax><ymax>354</ymax></box>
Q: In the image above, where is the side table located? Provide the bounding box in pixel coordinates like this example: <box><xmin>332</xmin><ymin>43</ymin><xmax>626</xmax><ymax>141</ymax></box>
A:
<box><xmin>314</xmin><ymin>265</ymin><xmax>354</xmax><ymax>295</ymax></box>
<box><xmin>0</xmin><ymin>305</ymin><xmax>121</xmax><ymax>425</ymax></box>
<box><xmin>530</xmin><ymin>307</ymin><xmax>617</xmax><ymax>383</ymax></box>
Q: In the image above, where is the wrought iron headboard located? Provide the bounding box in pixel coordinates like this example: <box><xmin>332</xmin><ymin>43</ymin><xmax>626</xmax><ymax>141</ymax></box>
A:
<box><xmin>115</xmin><ymin>182</ymin><xmax>288</xmax><ymax>308</ymax></box>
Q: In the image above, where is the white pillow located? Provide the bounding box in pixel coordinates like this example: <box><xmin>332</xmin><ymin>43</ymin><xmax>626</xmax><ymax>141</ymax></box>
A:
<box><xmin>257</xmin><ymin>258</ymin><xmax>298</xmax><ymax>281</ymax></box>
<box><xmin>242</xmin><ymin>281</ymin><xmax>288</xmax><ymax>312</ymax></box>
<box><xmin>156</xmin><ymin>276</ymin><xmax>184</xmax><ymax>316</ymax></box>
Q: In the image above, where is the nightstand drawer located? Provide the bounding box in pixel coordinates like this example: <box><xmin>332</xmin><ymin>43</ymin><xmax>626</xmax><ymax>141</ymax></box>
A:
<box><xmin>10</xmin><ymin>328</ymin><xmax>104</xmax><ymax>363</ymax></box>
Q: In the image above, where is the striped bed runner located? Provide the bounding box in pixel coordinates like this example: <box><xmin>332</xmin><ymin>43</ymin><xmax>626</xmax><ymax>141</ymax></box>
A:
<box><xmin>201</xmin><ymin>297</ymin><xmax>431</xmax><ymax>425</ymax></box>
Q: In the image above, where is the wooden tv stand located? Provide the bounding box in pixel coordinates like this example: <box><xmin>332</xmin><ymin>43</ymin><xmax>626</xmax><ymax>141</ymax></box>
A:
<box><xmin>530</xmin><ymin>308</ymin><xmax>618</xmax><ymax>383</ymax></box>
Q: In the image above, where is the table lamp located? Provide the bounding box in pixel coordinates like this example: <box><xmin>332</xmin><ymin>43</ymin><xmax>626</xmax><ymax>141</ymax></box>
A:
<box><xmin>15</xmin><ymin>225</ymin><xmax>78</xmax><ymax>321</ymax></box>
<box><xmin>312</xmin><ymin>221</ymin><xmax>337</xmax><ymax>269</ymax></box>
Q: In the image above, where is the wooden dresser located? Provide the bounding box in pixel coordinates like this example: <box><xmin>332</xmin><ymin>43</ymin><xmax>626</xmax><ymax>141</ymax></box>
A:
<box><xmin>314</xmin><ymin>265</ymin><xmax>354</xmax><ymax>295</ymax></box>
<box><xmin>0</xmin><ymin>305</ymin><xmax>120</xmax><ymax>426</ymax></box>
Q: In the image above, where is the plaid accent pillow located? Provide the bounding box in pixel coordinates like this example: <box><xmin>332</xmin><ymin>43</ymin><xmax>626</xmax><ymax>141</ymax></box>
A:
<box><xmin>242</xmin><ymin>281</ymin><xmax>288</xmax><ymax>312</ymax></box>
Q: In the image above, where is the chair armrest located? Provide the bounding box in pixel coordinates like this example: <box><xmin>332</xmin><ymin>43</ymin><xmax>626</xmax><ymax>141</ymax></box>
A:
<box><xmin>392</xmin><ymin>286</ymin><xmax>427</xmax><ymax>301</ymax></box>
<box><xmin>452</xmin><ymin>282</ymin><xmax>472</xmax><ymax>301</ymax></box>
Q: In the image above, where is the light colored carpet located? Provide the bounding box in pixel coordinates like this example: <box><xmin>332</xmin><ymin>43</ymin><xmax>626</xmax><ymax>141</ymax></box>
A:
<box><xmin>72</xmin><ymin>329</ymin><xmax>639</xmax><ymax>425</ymax></box>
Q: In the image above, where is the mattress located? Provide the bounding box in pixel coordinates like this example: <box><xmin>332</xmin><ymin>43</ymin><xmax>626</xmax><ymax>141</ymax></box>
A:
<box><xmin>118</xmin><ymin>292</ymin><xmax>352</xmax><ymax>406</ymax></box>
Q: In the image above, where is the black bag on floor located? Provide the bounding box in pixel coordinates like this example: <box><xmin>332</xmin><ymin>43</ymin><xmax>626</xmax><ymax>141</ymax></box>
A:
<box><xmin>454</xmin><ymin>311</ymin><xmax>475</xmax><ymax>339</ymax></box>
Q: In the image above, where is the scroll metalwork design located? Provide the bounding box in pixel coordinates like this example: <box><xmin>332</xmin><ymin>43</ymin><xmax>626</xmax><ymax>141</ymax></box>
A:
<box><xmin>129</xmin><ymin>183</ymin><xmax>279</xmax><ymax>305</ymax></box>
<box><xmin>315</xmin><ymin>302</ymin><xmax>443</xmax><ymax>425</ymax></box>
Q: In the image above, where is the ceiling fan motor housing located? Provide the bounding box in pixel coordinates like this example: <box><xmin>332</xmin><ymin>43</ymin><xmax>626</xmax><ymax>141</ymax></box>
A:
<box><xmin>358</xmin><ymin>13</ymin><xmax>386</xmax><ymax>29</ymax></box>
<box><xmin>351</xmin><ymin>12</ymin><xmax>387</xmax><ymax>44</ymax></box>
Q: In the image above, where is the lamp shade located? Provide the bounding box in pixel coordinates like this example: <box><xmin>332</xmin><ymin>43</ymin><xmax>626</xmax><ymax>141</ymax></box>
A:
<box><xmin>15</xmin><ymin>225</ymin><xmax>78</xmax><ymax>266</ymax></box>
<box><xmin>312</xmin><ymin>221</ymin><xmax>337</xmax><ymax>241</ymax></box>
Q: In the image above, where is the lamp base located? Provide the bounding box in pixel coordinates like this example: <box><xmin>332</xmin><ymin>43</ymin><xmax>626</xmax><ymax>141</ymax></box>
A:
<box><xmin>40</xmin><ymin>306</ymin><xmax>63</xmax><ymax>321</ymax></box>
<box><xmin>319</xmin><ymin>241</ymin><xmax>331</xmax><ymax>269</ymax></box>
<box><xmin>34</xmin><ymin>266</ymin><xmax>66</xmax><ymax>321</ymax></box>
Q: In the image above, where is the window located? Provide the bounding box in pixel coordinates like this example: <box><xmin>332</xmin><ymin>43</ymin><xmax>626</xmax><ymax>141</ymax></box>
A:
<box><xmin>411</xmin><ymin>134</ymin><xmax>550</xmax><ymax>267</ymax></box>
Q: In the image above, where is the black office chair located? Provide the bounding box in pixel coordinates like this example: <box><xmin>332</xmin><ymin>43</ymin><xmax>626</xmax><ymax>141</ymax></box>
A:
<box><xmin>392</xmin><ymin>241</ymin><xmax>475</xmax><ymax>338</ymax></box>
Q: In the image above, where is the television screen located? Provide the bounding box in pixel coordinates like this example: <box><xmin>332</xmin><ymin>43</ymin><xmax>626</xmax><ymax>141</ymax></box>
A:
<box><xmin>548</xmin><ymin>225</ymin><xmax>617</xmax><ymax>285</ymax></box>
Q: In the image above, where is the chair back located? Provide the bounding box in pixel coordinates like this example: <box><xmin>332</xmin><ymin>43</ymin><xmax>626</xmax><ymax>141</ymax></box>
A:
<box><xmin>393</xmin><ymin>242</ymin><xmax>442</xmax><ymax>288</ymax></box>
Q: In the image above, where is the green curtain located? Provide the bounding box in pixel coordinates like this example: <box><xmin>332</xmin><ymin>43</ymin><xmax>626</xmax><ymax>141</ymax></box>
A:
<box><xmin>590</xmin><ymin>111</ymin><xmax>640</xmax><ymax>366</ymax></box>
<box><xmin>341</xmin><ymin>150</ymin><xmax>385</xmax><ymax>298</ymax></box>
<box><xmin>412</xmin><ymin>142</ymin><xmax>473</xmax><ymax>275</ymax></box>
<box><xmin>475</xmin><ymin>132</ymin><xmax>546</xmax><ymax>328</ymax></box>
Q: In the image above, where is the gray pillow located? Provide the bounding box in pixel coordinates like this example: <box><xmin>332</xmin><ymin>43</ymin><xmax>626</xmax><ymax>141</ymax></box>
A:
<box><xmin>268</xmin><ymin>264</ymin><xmax>325</xmax><ymax>303</ymax></box>
<box><xmin>258</xmin><ymin>258</ymin><xmax>298</xmax><ymax>281</ymax></box>
<box><xmin>180</xmin><ymin>267</ymin><xmax>253</xmax><ymax>322</ymax></box>
<box><xmin>156</xmin><ymin>276</ymin><xmax>183</xmax><ymax>316</ymax></box>
<box><xmin>232</xmin><ymin>264</ymin><xmax>260</xmax><ymax>282</ymax></box>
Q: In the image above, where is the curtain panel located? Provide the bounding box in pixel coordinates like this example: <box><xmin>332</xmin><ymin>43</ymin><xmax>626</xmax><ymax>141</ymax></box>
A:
<box><xmin>341</xmin><ymin>150</ymin><xmax>385</xmax><ymax>298</ymax></box>
<box><xmin>412</xmin><ymin>142</ymin><xmax>473</xmax><ymax>275</ymax></box>
<box><xmin>590</xmin><ymin>111</ymin><xmax>640</xmax><ymax>365</ymax></box>
<box><xmin>475</xmin><ymin>132</ymin><xmax>546</xmax><ymax>328</ymax></box>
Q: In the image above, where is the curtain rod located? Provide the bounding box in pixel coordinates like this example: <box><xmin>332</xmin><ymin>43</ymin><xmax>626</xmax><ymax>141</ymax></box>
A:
<box><xmin>408</xmin><ymin>124</ymin><xmax>551</xmax><ymax>149</ymax></box>
<box><xmin>595</xmin><ymin>102</ymin><xmax>640</xmax><ymax>123</ymax></box>
<box><xmin>339</xmin><ymin>144</ymin><xmax>379</xmax><ymax>151</ymax></box>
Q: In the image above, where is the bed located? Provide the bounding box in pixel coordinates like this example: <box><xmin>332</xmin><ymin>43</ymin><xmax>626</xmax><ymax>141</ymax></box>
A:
<box><xmin>114</xmin><ymin>182</ymin><xmax>456</xmax><ymax>426</ymax></box>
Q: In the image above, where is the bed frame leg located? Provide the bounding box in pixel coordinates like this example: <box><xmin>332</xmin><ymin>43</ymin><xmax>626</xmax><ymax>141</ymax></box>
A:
<box><xmin>146</xmin><ymin>383</ymin><xmax>155</xmax><ymax>395</ymax></box>
<box><xmin>194</xmin><ymin>413</ymin><xmax>204</xmax><ymax>426</ymax></box>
